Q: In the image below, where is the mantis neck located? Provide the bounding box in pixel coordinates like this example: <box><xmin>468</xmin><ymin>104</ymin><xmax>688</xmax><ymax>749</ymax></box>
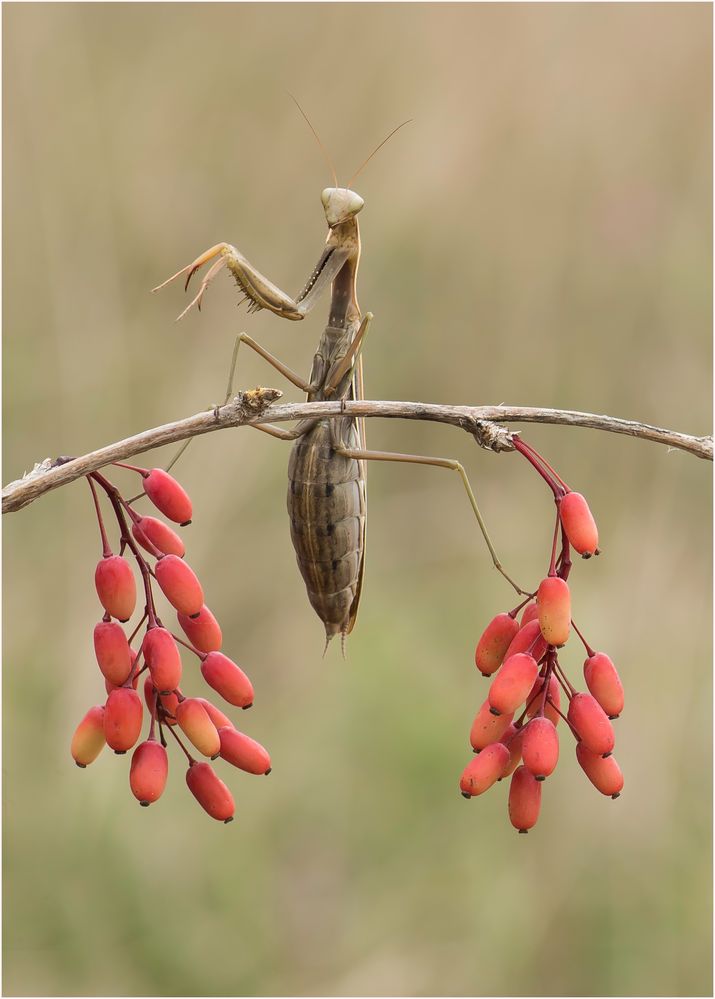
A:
<box><xmin>328</xmin><ymin>219</ymin><xmax>361</xmax><ymax>329</ymax></box>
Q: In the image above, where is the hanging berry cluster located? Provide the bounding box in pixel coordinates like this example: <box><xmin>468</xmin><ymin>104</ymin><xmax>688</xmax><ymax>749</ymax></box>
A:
<box><xmin>462</xmin><ymin>436</ymin><xmax>625</xmax><ymax>833</ymax></box>
<box><xmin>70</xmin><ymin>465</ymin><xmax>271</xmax><ymax>823</ymax></box>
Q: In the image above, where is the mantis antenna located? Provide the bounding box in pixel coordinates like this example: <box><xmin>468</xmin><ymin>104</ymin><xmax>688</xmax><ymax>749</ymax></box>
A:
<box><xmin>288</xmin><ymin>93</ymin><xmax>339</xmax><ymax>189</ymax></box>
<box><xmin>346</xmin><ymin>119</ymin><xmax>414</xmax><ymax>189</ymax></box>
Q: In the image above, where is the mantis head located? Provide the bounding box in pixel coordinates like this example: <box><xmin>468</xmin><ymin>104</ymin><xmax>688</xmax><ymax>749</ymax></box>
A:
<box><xmin>321</xmin><ymin>188</ymin><xmax>365</xmax><ymax>228</ymax></box>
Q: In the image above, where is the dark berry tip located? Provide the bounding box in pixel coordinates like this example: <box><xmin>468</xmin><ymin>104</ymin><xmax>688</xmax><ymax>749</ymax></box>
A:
<box><xmin>189</xmin><ymin>612</ymin><xmax>201</xmax><ymax>619</ymax></box>
<box><xmin>264</xmin><ymin>768</ymin><xmax>272</xmax><ymax>775</ymax></box>
<box><xmin>518</xmin><ymin>828</ymin><xmax>528</xmax><ymax>834</ymax></box>
<box><xmin>611</xmin><ymin>792</ymin><xmax>621</xmax><ymax>799</ymax></box>
<box><xmin>602</xmin><ymin>751</ymin><xmax>613</xmax><ymax>759</ymax></box>
<box><xmin>75</xmin><ymin>762</ymin><xmax>87</xmax><ymax>769</ymax></box>
<box><xmin>114</xmin><ymin>750</ymin><xmax>127</xmax><ymax>755</ymax></box>
<box><xmin>140</xmin><ymin>801</ymin><xmax>150</xmax><ymax>807</ymax></box>
<box><xmin>472</xmin><ymin>747</ymin><xmax>479</xmax><ymax>754</ymax></box>
<box><xmin>609</xmin><ymin>714</ymin><xmax>620</xmax><ymax>720</ymax></box>
<box><xmin>535</xmin><ymin>775</ymin><xmax>546</xmax><ymax>782</ymax></box>
<box><xmin>480</xmin><ymin>672</ymin><xmax>490</xmax><ymax>678</ymax></box>
<box><xmin>461</xmin><ymin>792</ymin><xmax>472</xmax><ymax>799</ymax></box>
<box><xmin>210</xmin><ymin>753</ymin><xmax>220</xmax><ymax>761</ymax></box>
<box><xmin>242</xmin><ymin>703</ymin><xmax>253</xmax><ymax>710</ymax></box>
<box><xmin>180</xmin><ymin>520</ymin><xmax>192</xmax><ymax>528</ymax></box>
<box><xmin>223</xmin><ymin>816</ymin><xmax>234</xmax><ymax>824</ymax></box>
<box><xmin>489</xmin><ymin>707</ymin><xmax>501</xmax><ymax>717</ymax></box>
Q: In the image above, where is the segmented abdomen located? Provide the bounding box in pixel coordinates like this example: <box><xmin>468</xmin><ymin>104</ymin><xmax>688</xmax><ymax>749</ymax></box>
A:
<box><xmin>287</xmin><ymin>418</ymin><xmax>365</xmax><ymax>640</ymax></box>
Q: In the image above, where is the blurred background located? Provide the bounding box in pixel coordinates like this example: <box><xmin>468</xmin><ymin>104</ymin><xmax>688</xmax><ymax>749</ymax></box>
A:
<box><xmin>3</xmin><ymin>4</ymin><xmax>712</xmax><ymax>996</ymax></box>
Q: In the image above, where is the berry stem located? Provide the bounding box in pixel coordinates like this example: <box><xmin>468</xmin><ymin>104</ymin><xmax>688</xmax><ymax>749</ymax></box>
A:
<box><xmin>508</xmin><ymin>592</ymin><xmax>537</xmax><ymax>618</ymax></box>
<box><xmin>128</xmin><ymin>611</ymin><xmax>148</xmax><ymax>647</ymax></box>
<box><xmin>570</xmin><ymin>618</ymin><xmax>595</xmax><ymax>657</ymax></box>
<box><xmin>164</xmin><ymin>718</ymin><xmax>196</xmax><ymax>765</ymax></box>
<box><xmin>169</xmin><ymin>632</ymin><xmax>204</xmax><ymax>659</ymax></box>
<box><xmin>111</xmin><ymin>461</ymin><xmax>148</xmax><ymax>476</ymax></box>
<box><xmin>86</xmin><ymin>475</ymin><xmax>112</xmax><ymax>558</ymax></box>
<box><xmin>518</xmin><ymin>439</ymin><xmax>571</xmax><ymax>492</ymax></box>
<box><xmin>511</xmin><ymin>436</ymin><xmax>565</xmax><ymax>498</ymax></box>
<box><xmin>548</xmin><ymin>509</ymin><xmax>561</xmax><ymax>576</ymax></box>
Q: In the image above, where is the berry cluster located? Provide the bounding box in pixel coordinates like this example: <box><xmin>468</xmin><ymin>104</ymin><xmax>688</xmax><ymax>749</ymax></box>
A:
<box><xmin>462</xmin><ymin>437</ymin><xmax>624</xmax><ymax>833</ymax></box>
<box><xmin>71</xmin><ymin>464</ymin><xmax>270</xmax><ymax>822</ymax></box>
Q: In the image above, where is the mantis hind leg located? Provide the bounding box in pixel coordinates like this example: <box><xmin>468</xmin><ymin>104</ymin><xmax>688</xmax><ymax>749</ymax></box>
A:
<box><xmin>329</xmin><ymin>438</ymin><xmax>527</xmax><ymax>596</ymax></box>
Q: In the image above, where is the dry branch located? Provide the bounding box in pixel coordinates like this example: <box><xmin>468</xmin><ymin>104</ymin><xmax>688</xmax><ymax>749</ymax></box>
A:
<box><xmin>3</xmin><ymin>388</ymin><xmax>711</xmax><ymax>514</ymax></box>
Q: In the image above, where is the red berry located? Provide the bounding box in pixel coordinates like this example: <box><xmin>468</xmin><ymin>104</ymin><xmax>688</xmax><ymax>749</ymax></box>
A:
<box><xmin>95</xmin><ymin>555</ymin><xmax>136</xmax><ymax>621</ymax></box>
<box><xmin>508</xmin><ymin>765</ymin><xmax>542</xmax><ymax>832</ymax></box>
<box><xmin>94</xmin><ymin>621</ymin><xmax>133</xmax><ymax>686</ymax></box>
<box><xmin>104</xmin><ymin>687</ymin><xmax>143</xmax><ymax>753</ymax></box>
<box><xmin>474</xmin><ymin>613</ymin><xmax>520</xmax><ymax>676</ymax></box>
<box><xmin>143</xmin><ymin>627</ymin><xmax>182</xmax><ymax>694</ymax></box>
<box><xmin>176</xmin><ymin>699</ymin><xmax>221</xmax><ymax>758</ymax></box>
<box><xmin>584</xmin><ymin>652</ymin><xmax>624</xmax><ymax>718</ymax></box>
<box><xmin>526</xmin><ymin>674</ymin><xmax>561</xmax><ymax>727</ymax></box>
<box><xmin>143</xmin><ymin>468</ymin><xmax>193</xmax><ymax>525</ymax></box>
<box><xmin>537</xmin><ymin>577</ymin><xmax>571</xmax><ymax>647</ymax></box>
<box><xmin>460</xmin><ymin>742</ymin><xmax>510</xmax><ymax>797</ymax></box>
<box><xmin>488</xmin><ymin>653</ymin><xmax>539</xmax><ymax>715</ymax></box>
<box><xmin>520</xmin><ymin>603</ymin><xmax>539</xmax><ymax>627</ymax></box>
<box><xmin>71</xmin><ymin>705</ymin><xmax>106</xmax><ymax>767</ymax></box>
<box><xmin>218</xmin><ymin>727</ymin><xmax>271</xmax><ymax>775</ymax></box>
<box><xmin>568</xmin><ymin>692</ymin><xmax>615</xmax><ymax>756</ymax></box>
<box><xmin>185</xmin><ymin>762</ymin><xmax>235</xmax><ymax>822</ymax></box>
<box><xmin>195</xmin><ymin>697</ymin><xmax>235</xmax><ymax>731</ymax></box>
<box><xmin>201</xmin><ymin>652</ymin><xmax>254</xmax><ymax>708</ymax></box>
<box><xmin>504</xmin><ymin>619</ymin><xmax>547</xmax><ymax>663</ymax></box>
<box><xmin>576</xmin><ymin>744</ymin><xmax>624</xmax><ymax>797</ymax></box>
<box><xmin>129</xmin><ymin>739</ymin><xmax>169</xmax><ymax>805</ymax></box>
<box><xmin>559</xmin><ymin>492</ymin><xmax>599</xmax><ymax>558</ymax></box>
<box><xmin>522</xmin><ymin>717</ymin><xmax>559</xmax><ymax>779</ymax></box>
<box><xmin>178</xmin><ymin>606</ymin><xmax>222</xmax><ymax>653</ymax></box>
<box><xmin>499</xmin><ymin>724</ymin><xmax>524</xmax><ymax>778</ymax></box>
<box><xmin>131</xmin><ymin>516</ymin><xmax>185</xmax><ymax>558</ymax></box>
<box><xmin>469</xmin><ymin>699</ymin><xmax>514</xmax><ymax>751</ymax></box>
<box><xmin>155</xmin><ymin>555</ymin><xmax>204</xmax><ymax>617</ymax></box>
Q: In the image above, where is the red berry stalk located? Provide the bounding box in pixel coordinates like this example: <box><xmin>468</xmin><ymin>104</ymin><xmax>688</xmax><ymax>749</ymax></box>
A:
<box><xmin>70</xmin><ymin>464</ymin><xmax>271</xmax><ymax>823</ymax></box>
<box><xmin>465</xmin><ymin>437</ymin><xmax>624</xmax><ymax>832</ymax></box>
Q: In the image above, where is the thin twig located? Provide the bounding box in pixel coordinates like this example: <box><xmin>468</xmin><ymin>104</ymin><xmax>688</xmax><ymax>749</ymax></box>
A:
<box><xmin>3</xmin><ymin>389</ymin><xmax>711</xmax><ymax>514</ymax></box>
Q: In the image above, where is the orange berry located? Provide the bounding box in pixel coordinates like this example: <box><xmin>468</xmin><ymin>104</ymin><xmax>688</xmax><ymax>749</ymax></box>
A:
<box><xmin>568</xmin><ymin>692</ymin><xmax>615</xmax><ymax>756</ymax></box>
<box><xmin>94</xmin><ymin>621</ymin><xmax>133</xmax><ymax>686</ymax></box>
<box><xmin>474</xmin><ymin>613</ymin><xmax>520</xmax><ymax>676</ymax></box>
<box><xmin>488</xmin><ymin>653</ymin><xmax>539</xmax><ymax>715</ymax></box>
<box><xmin>201</xmin><ymin>652</ymin><xmax>254</xmax><ymax>708</ymax></box>
<box><xmin>185</xmin><ymin>762</ymin><xmax>235</xmax><ymax>822</ymax></box>
<box><xmin>143</xmin><ymin>468</ymin><xmax>193</xmax><ymax>525</ymax></box>
<box><xmin>104</xmin><ymin>687</ymin><xmax>143</xmax><ymax>753</ymax></box>
<box><xmin>460</xmin><ymin>742</ymin><xmax>510</xmax><ymax>797</ymax></box>
<box><xmin>71</xmin><ymin>705</ymin><xmax>106</xmax><ymax>767</ymax></box>
<box><xmin>94</xmin><ymin>555</ymin><xmax>136</xmax><ymax>621</ymax></box>
<box><xmin>559</xmin><ymin>492</ymin><xmax>599</xmax><ymax>558</ymax></box>
<box><xmin>469</xmin><ymin>699</ymin><xmax>514</xmax><ymax>751</ymax></box>
<box><xmin>218</xmin><ymin>727</ymin><xmax>271</xmax><ymax>775</ymax></box>
<box><xmin>155</xmin><ymin>555</ymin><xmax>204</xmax><ymax>617</ymax></box>
<box><xmin>576</xmin><ymin>744</ymin><xmax>624</xmax><ymax>797</ymax></box>
<box><xmin>178</xmin><ymin>606</ymin><xmax>222</xmax><ymax>653</ymax></box>
<box><xmin>129</xmin><ymin>739</ymin><xmax>169</xmax><ymax>805</ymax></box>
<box><xmin>522</xmin><ymin>716</ymin><xmax>559</xmax><ymax>779</ymax></box>
<box><xmin>504</xmin><ymin>619</ymin><xmax>547</xmax><ymax>663</ymax></box>
<box><xmin>508</xmin><ymin>765</ymin><xmax>542</xmax><ymax>832</ymax></box>
<box><xmin>131</xmin><ymin>516</ymin><xmax>185</xmax><ymax>558</ymax></box>
<box><xmin>176</xmin><ymin>698</ymin><xmax>221</xmax><ymax>758</ymax></box>
<box><xmin>583</xmin><ymin>652</ymin><xmax>624</xmax><ymax>718</ymax></box>
<box><xmin>143</xmin><ymin>627</ymin><xmax>182</xmax><ymax>694</ymax></box>
<box><xmin>537</xmin><ymin>577</ymin><xmax>571</xmax><ymax>647</ymax></box>
<box><xmin>195</xmin><ymin>697</ymin><xmax>235</xmax><ymax>731</ymax></box>
<box><xmin>520</xmin><ymin>603</ymin><xmax>540</xmax><ymax>627</ymax></box>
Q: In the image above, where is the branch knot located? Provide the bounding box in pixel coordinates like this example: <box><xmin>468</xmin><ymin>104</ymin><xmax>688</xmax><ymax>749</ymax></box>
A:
<box><xmin>471</xmin><ymin>419</ymin><xmax>514</xmax><ymax>453</ymax></box>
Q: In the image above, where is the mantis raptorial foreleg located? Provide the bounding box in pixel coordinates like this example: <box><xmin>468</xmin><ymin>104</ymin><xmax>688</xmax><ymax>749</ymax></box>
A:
<box><xmin>329</xmin><ymin>431</ymin><xmax>527</xmax><ymax>597</ymax></box>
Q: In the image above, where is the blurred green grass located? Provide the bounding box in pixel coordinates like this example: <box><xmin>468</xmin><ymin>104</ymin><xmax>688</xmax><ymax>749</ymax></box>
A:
<box><xmin>3</xmin><ymin>3</ymin><xmax>712</xmax><ymax>996</ymax></box>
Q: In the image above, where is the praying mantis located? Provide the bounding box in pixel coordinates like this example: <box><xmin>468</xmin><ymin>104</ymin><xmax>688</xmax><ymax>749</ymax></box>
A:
<box><xmin>153</xmin><ymin>112</ymin><xmax>524</xmax><ymax>650</ymax></box>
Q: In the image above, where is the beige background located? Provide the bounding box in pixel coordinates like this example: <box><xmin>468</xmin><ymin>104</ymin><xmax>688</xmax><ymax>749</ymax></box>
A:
<box><xmin>4</xmin><ymin>3</ymin><xmax>712</xmax><ymax>996</ymax></box>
